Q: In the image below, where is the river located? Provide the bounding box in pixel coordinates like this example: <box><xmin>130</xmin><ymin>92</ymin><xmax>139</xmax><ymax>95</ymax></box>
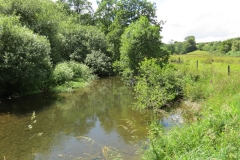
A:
<box><xmin>0</xmin><ymin>76</ymin><xmax>184</xmax><ymax>160</ymax></box>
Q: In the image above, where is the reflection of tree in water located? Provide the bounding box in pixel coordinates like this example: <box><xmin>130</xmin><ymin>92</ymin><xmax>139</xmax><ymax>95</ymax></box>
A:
<box><xmin>83</xmin><ymin>77</ymin><xmax>150</xmax><ymax>143</ymax></box>
<box><xmin>0</xmin><ymin>77</ymin><xmax>151</xmax><ymax>159</ymax></box>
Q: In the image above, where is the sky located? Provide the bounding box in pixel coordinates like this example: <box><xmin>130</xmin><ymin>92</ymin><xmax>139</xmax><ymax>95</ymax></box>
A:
<box><xmin>89</xmin><ymin>0</ymin><xmax>240</xmax><ymax>43</ymax></box>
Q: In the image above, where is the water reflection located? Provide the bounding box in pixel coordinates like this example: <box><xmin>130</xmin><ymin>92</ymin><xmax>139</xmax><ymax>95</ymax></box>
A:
<box><xmin>0</xmin><ymin>77</ymin><xmax>188</xmax><ymax>159</ymax></box>
<box><xmin>0</xmin><ymin>77</ymin><xmax>151</xmax><ymax>160</ymax></box>
<box><xmin>160</xmin><ymin>113</ymin><xmax>184</xmax><ymax>128</ymax></box>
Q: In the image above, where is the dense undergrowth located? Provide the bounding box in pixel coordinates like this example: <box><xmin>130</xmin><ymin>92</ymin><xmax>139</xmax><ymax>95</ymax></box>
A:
<box><xmin>142</xmin><ymin>52</ymin><xmax>240</xmax><ymax>159</ymax></box>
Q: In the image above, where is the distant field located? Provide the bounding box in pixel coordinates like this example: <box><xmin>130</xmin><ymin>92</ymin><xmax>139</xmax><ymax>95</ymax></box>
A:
<box><xmin>186</xmin><ymin>50</ymin><xmax>210</xmax><ymax>55</ymax></box>
<box><xmin>170</xmin><ymin>50</ymin><xmax>240</xmax><ymax>76</ymax></box>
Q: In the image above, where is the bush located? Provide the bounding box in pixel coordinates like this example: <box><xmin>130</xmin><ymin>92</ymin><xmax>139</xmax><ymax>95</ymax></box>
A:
<box><xmin>134</xmin><ymin>58</ymin><xmax>184</xmax><ymax>111</ymax></box>
<box><xmin>53</xmin><ymin>62</ymin><xmax>74</xmax><ymax>84</ymax></box>
<box><xmin>227</xmin><ymin>51</ymin><xmax>240</xmax><ymax>57</ymax></box>
<box><xmin>85</xmin><ymin>50</ymin><xmax>112</xmax><ymax>76</ymax></box>
<box><xmin>68</xmin><ymin>61</ymin><xmax>95</xmax><ymax>80</ymax></box>
<box><xmin>0</xmin><ymin>16</ymin><xmax>52</xmax><ymax>96</ymax></box>
<box><xmin>68</xmin><ymin>61</ymin><xmax>84</xmax><ymax>78</ymax></box>
<box><xmin>77</xmin><ymin>63</ymin><xmax>95</xmax><ymax>81</ymax></box>
<box><xmin>53</xmin><ymin>61</ymin><xmax>95</xmax><ymax>85</ymax></box>
<box><xmin>58</xmin><ymin>24</ymin><xmax>109</xmax><ymax>62</ymax></box>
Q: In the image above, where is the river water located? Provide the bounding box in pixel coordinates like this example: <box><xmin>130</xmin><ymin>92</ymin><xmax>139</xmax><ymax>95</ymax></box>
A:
<box><xmin>0</xmin><ymin>77</ymin><xmax>184</xmax><ymax>160</ymax></box>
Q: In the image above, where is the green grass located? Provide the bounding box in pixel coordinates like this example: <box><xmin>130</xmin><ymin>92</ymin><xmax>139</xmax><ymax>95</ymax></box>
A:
<box><xmin>187</xmin><ymin>50</ymin><xmax>210</xmax><ymax>55</ymax></box>
<box><xmin>53</xmin><ymin>78</ymin><xmax>91</xmax><ymax>93</ymax></box>
<box><xmin>142</xmin><ymin>52</ymin><xmax>240</xmax><ymax>159</ymax></box>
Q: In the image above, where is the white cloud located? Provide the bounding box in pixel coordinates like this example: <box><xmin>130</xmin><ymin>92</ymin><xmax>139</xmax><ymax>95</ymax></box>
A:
<box><xmin>156</xmin><ymin>0</ymin><xmax>240</xmax><ymax>43</ymax></box>
<box><xmin>89</xmin><ymin>0</ymin><xmax>240</xmax><ymax>43</ymax></box>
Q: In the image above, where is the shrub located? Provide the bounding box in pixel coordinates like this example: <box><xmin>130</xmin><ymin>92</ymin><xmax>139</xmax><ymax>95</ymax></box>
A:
<box><xmin>85</xmin><ymin>50</ymin><xmax>112</xmax><ymax>76</ymax></box>
<box><xmin>77</xmin><ymin>63</ymin><xmax>95</xmax><ymax>81</ymax></box>
<box><xmin>58</xmin><ymin>24</ymin><xmax>109</xmax><ymax>62</ymax></box>
<box><xmin>68</xmin><ymin>61</ymin><xmax>84</xmax><ymax>78</ymax></box>
<box><xmin>134</xmin><ymin>58</ymin><xmax>184</xmax><ymax>111</ymax></box>
<box><xmin>53</xmin><ymin>61</ymin><xmax>95</xmax><ymax>85</ymax></box>
<box><xmin>53</xmin><ymin>62</ymin><xmax>74</xmax><ymax>84</ymax></box>
<box><xmin>68</xmin><ymin>61</ymin><xmax>95</xmax><ymax>80</ymax></box>
<box><xmin>0</xmin><ymin>15</ymin><xmax>52</xmax><ymax>96</ymax></box>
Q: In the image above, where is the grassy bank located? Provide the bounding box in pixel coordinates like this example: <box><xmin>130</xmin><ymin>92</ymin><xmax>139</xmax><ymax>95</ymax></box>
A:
<box><xmin>143</xmin><ymin>51</ymin><xmax>240</xmax><ymax>159</ymax></box>
<box><xmin>53</xmin><ymin>78</ymin><xmax>93</xmax><ymax>93</ymax></box>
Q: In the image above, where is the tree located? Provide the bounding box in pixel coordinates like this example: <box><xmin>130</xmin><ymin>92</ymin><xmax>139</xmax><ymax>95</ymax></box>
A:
<box><xmin>220</xmin><ymin>40</ymin><xmax>232</xmax><ymax>54</ymax></box>
<box><xmin>95</xmin><ymin>0</ymin><xmax>118</xmax><ymax>34</ymax></box>
<box><xmin>0</xmin><ymin>16</ymin><xmax>53</xmax><ymax>96</ymax></box>
<box><xmin>134</xmin><ymin>58</ymin><xmax>183</xmax><ymax>111</ymax></box>
<box><xmin>165</xmin><ymin>39</ymin><xmax>175</xmax><ymax>54</ymax></box>
<box><xmin>85</xmin><ymin>50</ymin><xmax>112</xmax><ymax>76</ymax></box>
<box><xmin>231</xmin><ymin>40</ymin><xmax>240</xmax><ymax>52</ymax></box>
<box><xmin>96</xmin><ymin>0</ymin><xmax>159</xmax><ymax>61</ymax></box>
<box><xmin>197</xmin><ymin>43</ymin><xmax>205</xmax><ymax>51</ymax></box>
<box><xmin>184</xmin><ymin>36</ymin><xmax>197</xmax><ymax>53</ymax></box>
<box><xmin>57</xmin><ymin>23</ymin><xmax>109</xmax><ymax>62</ymax></box>
<box><xmin>0</xmin><ymin>0</ymin><xmax>71</xmax><ymax>63</ymax></box>
<box><xmin>58</xmin><ymin>0</ymin><xmax>95</xmax><ymax>25</ymax></box>
<box><xmin>174</xmin><ymin>41</ymin><xmax>185</xmax><ymax>54</ymax></box>
<box><xmin>117</xmin><ymin>16</ymin><xmax>168</xmax><ymax>78</ymax></box>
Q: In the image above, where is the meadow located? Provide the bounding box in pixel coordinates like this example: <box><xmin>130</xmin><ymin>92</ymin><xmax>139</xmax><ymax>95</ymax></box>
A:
<box><xmin>143</xmin><ymin>51</ymin><xmax>240</xmax><ymax>159</ymax></box>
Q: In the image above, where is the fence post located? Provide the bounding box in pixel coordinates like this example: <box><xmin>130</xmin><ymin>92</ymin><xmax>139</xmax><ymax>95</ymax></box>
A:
<box><xmin>178</xmin><ymin>57</ymin><xmax>180</xmax><ymax>63</ymax></box>
<box><xmin>228</xmin><ymin>65</ymin><xmax>230</xmax><ymax>75</ymax></box>
<box><xmin>196</xmin><ymin>60</ymin><xmax>198</xmax><ymax>70</ymax></box>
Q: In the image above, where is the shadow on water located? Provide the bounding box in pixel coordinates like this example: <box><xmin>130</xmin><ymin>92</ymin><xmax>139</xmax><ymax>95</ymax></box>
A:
<box><xmin>0</xmin><ymin>77</ymin><xmax>151</xmax><ymax>160</ymax></box>
<box><xmin>0</xmin><ymin>93</ymin><xmax>59</xmax><ymax>115</ymax></box>
<box><xmin>0</xmin><ymin>76</ymin><xmax>187</xmax><ymax>160</ymax></box>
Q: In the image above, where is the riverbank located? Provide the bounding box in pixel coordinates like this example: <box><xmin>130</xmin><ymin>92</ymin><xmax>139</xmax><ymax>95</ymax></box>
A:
<box><xmin>142</xmin><ymin>53</ymin><xmax>240</xmax><ymax>159</ymax></box>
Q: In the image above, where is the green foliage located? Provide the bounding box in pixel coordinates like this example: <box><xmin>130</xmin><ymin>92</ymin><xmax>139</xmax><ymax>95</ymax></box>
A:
<box><xmin>58</xmin><ymin>0</ymin><xmax>95</xmax><ymax>25</ymax></box>
<box><xmin>143</xmin><ymin>54</ymin><xmax>240</xmax><ymax>159</ymax></box>
<box><xmin>174</xmin><ymin>41</ymin><xmax>185</xmax><ymax>54</ymax></box>
<box><xmin>163</xmin><ymin>40</ymin><xmax>175</xmax><ymax>54</ymax></box>
<box><xmin>96</xmin><ymin>0</ymin><xmax>159</xmax><ymax>61</ymax></box>
<box><xmin>231</xmin><ymin>40</ymin><xmax>240</xmax><ymax>52</ymax></box>
<box><xmin>53</xmin><ymin>62</ymin><xmax>74</xmax><ymax>85</ymax></box>
<box><xmin>106</xmin><ymin>16</ymin><xmax>124</xmax><ymax>61</ymax></box>
<box><xmin>184</xmin><ymin>36</ymin><xmax>197</xmax><ymax>53</ymax></box>
<box><xmin>117</xmin><ymin>16</ymin><xmax>168</xmax><ymax>77</ymax></box>
<box><xmin>197</xmin><ymin>42</ymin><xmax>205</xmax><ymax>50</ymax></box>
<box><xmin>164</xmin><ymin>36</ymin><xmax>197</xmax><ymax>54</ymax></box>
<box><xmin>95</xmin><ymin>0</ymin><xmax>117</xmax><ymax>34</ymax></box>
<box><xmin>53</xmin><ymin>61</ymin><xmax>94</xmax><ymax>85</ymax></box>
<box><xmin>0</xmin><ymin>15</ymin><xmax>52</xmax><ymax>95</ymax></box>
<box><xmin>134</xmin><ymin>58</ymin><xmax>183</xmax><ymax>111</ymax></box>
<box><xmin>67</xmin><ymin>61</ymin><xmax>84</xmax><ymax>78</ymax></box>
<box><xmin>59</xmin><ymin>24</ymin><xmax>108</xmax><ymax>62</ymax></box>
<box><xmin>0</xmin><ymin>0</ymin><xmax>69</xmax><ymax>63</ymax></box>
<box><xmin>85</xmin><ymin>50</ymin><xmax>112</xmax><ymax>76</ymax></box>
<box><xmin>220</xmin><ymin>40</ymin><xmax>232</xmax><ymax>54</ymax></box>
<box><xmin>227</xmin><ymin>51</ymin><xmax>240</xmax><ymax>57</ymax></box>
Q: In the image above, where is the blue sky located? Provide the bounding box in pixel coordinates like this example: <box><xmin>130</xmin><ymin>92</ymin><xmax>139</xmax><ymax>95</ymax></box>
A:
<box><xmin>89</xmin><ymin>0</ymin><xmax>240</xmax><ymax>43</ymax></box>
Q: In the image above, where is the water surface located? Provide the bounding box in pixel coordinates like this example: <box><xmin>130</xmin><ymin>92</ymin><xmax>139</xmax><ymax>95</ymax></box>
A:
<box><xmin>0</xmin><ymin>77</ymin><xmax>152</xmax><ymax>160</ymax></box>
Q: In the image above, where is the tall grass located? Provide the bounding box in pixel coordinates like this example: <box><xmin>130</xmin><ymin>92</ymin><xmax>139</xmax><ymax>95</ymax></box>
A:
<box><xmin>143</xmin><ymin>53</ymin><xmax>240</xmax><ymax>159</ymax></box>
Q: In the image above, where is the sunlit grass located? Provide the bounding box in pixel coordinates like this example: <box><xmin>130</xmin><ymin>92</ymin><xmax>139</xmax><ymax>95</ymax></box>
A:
<box><xmin>143</xmin><ymin>52</ymin><xmax>240</xmax><ymax>159</ymax></box>
<box><xmin>53</xmin><ymin>78</ymin><xmax>90</xmax><ymax>93</ymax></box>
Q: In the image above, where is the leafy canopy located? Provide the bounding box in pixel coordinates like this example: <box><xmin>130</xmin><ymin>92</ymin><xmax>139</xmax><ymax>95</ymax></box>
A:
<box><xmin>117</xmin><ymin>16</ymin><xmax>168</xmax><ymax>77</ymax></box>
